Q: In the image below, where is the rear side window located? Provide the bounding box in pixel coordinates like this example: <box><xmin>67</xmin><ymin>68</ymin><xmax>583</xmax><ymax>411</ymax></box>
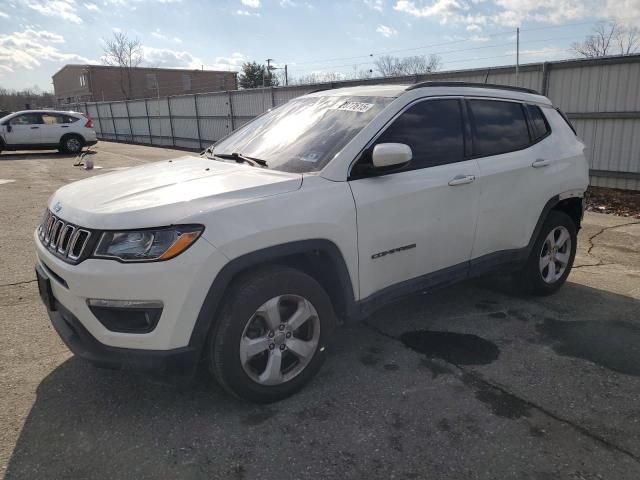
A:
<box><xmin>526</xmin><ymin>105</ymin><xmax>550</xmax><ymax>141</ymax></box>
<box><xmin>374</xmin><ymin>98</ymin><xmax>465</xmax><ymax>170</ymax></box>
<box><xmin>468</xmin><ymin>99</ymin><xmax>530</xmax><ymax>157</ymax></box>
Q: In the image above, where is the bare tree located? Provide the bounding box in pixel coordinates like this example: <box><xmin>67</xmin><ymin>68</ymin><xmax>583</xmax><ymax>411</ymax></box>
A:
<box><xmin>571</xmin><ymin>21</ymin><xmax>640</xmax><ymax>58</ymax></box>
<box><xmin>374</xmin><ymin>54</ymin><xmax>441</xmax><ymax>77</ymax></box>
<box><xmin>102</xmin><ymin>32</ymin><xmax>144</xmax><ymax>100</ymax></box>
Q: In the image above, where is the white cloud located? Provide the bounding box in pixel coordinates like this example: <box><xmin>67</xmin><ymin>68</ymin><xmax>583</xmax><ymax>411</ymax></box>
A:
<box><xmin>364</xmin><ymin>0</ymin><xmax>384</xmax><ymax>11</ymax></box>
<box><xmin>151</xmin><ymin>29</ymin><xmax>167</xmax><ymax>40</ymax></box>
<box><xmin>466</xmin><ymin>23</ymin><xmax>482</xmax><ymax>32</ymax></box>
<box><xmin>376</xmin><ymin>24</ymin><xmax>398</xmax><ymax>37</ymax></box>
<box><xmin>241</xmin><ymin>0</ymin><xmax>261</xmax><ymax>7</ymax></box>
<box><xmin>84</xmin><ymin>2</ymin><xmax>100</xmax><ymax>11</ymax></box>
<box><xmin>142</xmin><ymin>47</ymin><xmax>243</xmax><ymax>71</ymax></box>
<box><xmin>26</xmin><ymin>0</ymin><xmax>83</xmax><ymax>24</ymax></box>
<box><xmin>0</xmin><ymin>28</ymin><xmax>90</xmax><ymax>74</ymax></box>
<box><xmin>393</xmin><ymin>0</ymin><xmax>468</xmax><ymax>23</ymax></box>
<box><xmin>0</xmin><ymin>11</ymin><xmax>10</xmax><ymax>19</ymax></box>
<box><xmin>392</xmin><ymin>0</ymin><xmax>627</xmax><ymax>28</ymax></box>
<box><xmin>235</xmin><ymin>9</ymin><xmax>261</xmax><ymax>16</ymax></box>
<box><xmin>213</xmin><ymin>52</ymin><xmax>246</xmax><ymax>70</ymax></box>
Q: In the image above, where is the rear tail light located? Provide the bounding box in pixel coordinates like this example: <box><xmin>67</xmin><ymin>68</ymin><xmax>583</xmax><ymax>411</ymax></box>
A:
<box><xmin>84</xmin><ymin>118</ymin><xmax>94</xmax><ymax>129</ymax></box>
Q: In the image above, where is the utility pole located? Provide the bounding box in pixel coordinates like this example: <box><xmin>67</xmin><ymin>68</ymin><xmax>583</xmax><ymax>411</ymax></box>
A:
<box><xmin>516</xmin><ymin>27</ymin><xmax>520</xmax><ymax>86</ymax></box>
<box><xmin>285</xmin><ymin>64</ymin><xmax>288</xmax><ymax>86</ymax></box>
<box><xmin>263</xmin><ymin>58</ymin><xmax>273</xmax><ymax>88</ymax></box>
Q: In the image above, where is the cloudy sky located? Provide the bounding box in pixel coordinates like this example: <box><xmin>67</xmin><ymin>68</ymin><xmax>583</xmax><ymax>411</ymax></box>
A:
<box><xmin>0</xmin><ymin>0</ymin><xmax>639</xmax><ymax>91</ymax></box>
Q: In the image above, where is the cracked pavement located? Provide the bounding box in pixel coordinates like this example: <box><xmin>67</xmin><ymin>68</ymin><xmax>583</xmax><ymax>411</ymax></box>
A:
<box><xmin>1</xmin><ymin>142</ymin><xmax>640</xmax><ymax>479</ymax></box>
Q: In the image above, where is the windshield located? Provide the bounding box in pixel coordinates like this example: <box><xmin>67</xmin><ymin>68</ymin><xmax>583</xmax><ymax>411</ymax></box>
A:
<box><xmin>211</xmin><ymin>95</ymin><xmax>393</xmax><ymax>173</ymax></box>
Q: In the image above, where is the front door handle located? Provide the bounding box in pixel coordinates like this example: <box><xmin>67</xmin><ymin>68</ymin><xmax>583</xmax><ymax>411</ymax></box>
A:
<box><xmin>30</xmin><ymin>126</ymin><xmax>40</xmax><ymax>129</ymax></box>
<box><xmin>532</xmin><ymin>158</ymin><xmax>550</xmax><ymax>168</ymax></box>
<box><xmin>448</xmin><ymin>174</ymin><xmax>476</xmax><ymax>186</ymax></box>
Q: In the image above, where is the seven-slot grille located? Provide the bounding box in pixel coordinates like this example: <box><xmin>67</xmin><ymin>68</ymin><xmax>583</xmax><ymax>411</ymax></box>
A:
<box><xmin>38</xmin><ymin>209</ymin><xmax>91</xmax><ymax>262</ymax></box>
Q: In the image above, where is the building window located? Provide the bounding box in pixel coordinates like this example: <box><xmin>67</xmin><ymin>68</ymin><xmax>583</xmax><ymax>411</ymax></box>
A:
<box><xmin>146</xmin><ymin>73</ymin><xmax>158</xmax><ymax>90</ymax></box>
<box><xmin>182</xmin><ymin>74</ymin><xmax>192</xmax><ymax>92</ymax></box>
<box><xmin>79</xmin><ymin>73</ymin><xmax>88</xmax><ymax>87</ymax></box>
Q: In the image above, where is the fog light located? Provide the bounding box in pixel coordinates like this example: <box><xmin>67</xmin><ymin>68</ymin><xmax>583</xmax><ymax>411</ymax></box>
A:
<box><xmin>87</xmin><ymin>299</ymin><xmax>163</xmax><ymax>333</ymax></box>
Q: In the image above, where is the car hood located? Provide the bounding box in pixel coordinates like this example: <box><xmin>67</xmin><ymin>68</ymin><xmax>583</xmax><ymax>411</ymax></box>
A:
<box><xmin>49</xmin><ymin>155</ymin><xmax>303</xmax><ymax>229</ymax></box>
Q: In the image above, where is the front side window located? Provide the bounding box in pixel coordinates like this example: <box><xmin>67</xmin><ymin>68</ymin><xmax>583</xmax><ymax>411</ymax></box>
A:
<box><xmin>10</xmin><ymin>113</ymin><xmax>42</xmax><ymax>125</ymax></box>
<box><xmin>468</xmin><ymin>99</ymin><xmax>530</xmax><ymax>157</ymax></box>
<box><xmin>211</xmin><ymin>95</ymin><xmax>393</xmax><ymax>173</ymax></box>
<box><xmin>371</xmin><ymin>98</ymin><xmax>465</xmax><ymax>171</ymax></box>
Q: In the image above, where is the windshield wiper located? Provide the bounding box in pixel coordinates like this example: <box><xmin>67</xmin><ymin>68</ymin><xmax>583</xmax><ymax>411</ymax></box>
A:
<box><xmin>213</xmin><ymin>152</ymin><xmax>268</xmax><ymax>168</ymax></box>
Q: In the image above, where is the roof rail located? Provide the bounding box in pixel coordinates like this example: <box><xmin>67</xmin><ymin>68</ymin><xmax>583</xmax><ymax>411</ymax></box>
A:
<box><xmin>405</xmin><ymin>81</ymin><xmax>539</xmax><ymax>95</ymax></box>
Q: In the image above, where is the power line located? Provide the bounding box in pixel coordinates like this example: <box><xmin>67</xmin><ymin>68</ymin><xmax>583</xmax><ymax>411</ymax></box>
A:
<box><xmin>288</xmin><ymin>20</ymin><xmax>595</xmax><ymax>67</ymax></box>
<box><xmin>288</xmin><ymin>35</ymin><xmax>577</xmax><ymax>76</ymax></box>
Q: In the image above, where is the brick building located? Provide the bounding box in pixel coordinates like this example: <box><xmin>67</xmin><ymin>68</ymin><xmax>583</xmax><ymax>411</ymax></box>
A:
<box><xmin>53</xmin><ymin>65</ymin><xmax>238</xmax><ymax>104</ymax></box>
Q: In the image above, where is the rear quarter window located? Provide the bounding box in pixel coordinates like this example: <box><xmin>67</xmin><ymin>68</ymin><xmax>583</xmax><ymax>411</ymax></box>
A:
<box><xmin>468</xmin><ymin>99</ymin><xmax>530</xmax><ymax>157</ymax></box>
<box><xmin>526</xmin><ymin>104</ymin><xmax>551</xmax><ymax>141</ymax></box>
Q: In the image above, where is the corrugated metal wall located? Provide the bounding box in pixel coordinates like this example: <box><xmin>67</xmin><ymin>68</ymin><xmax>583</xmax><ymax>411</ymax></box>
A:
<box><xmin>66</xmin><ymin>54</ymin><xmax>640</xmax><ymax>190</ymax></box>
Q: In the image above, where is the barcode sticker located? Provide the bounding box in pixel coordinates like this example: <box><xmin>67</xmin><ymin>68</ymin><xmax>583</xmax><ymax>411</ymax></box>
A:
<box><xmin>337</xmin><ymin>101</ymin><xmax>374</xmax><ymax>113</ymax></box>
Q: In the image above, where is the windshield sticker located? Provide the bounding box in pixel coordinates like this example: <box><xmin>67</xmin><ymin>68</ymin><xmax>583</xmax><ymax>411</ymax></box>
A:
<box><xmin>337</xmin><ymin>101</ymin><xmax>374</xmax><ymax>113</ymax></box>
<box><xmin>300</xmin><ymin>152</ymin><xmax>321</xmax><ymax>163</ymax></box>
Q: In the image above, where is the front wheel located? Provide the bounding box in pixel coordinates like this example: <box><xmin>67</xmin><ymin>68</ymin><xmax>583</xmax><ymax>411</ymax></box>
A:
<box><xmin>513</xmin><ymin>210</ymin><xmax>577</xmax><ymax>295</ymax></box>
<box><xmin>207</xmin><ymin>266</ymin><xmax>336</xmax><ymax>403</ymax></box>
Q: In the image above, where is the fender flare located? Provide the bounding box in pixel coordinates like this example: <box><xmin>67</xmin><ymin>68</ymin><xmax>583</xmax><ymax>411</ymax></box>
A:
<box><xmin>187</xmin><ymin>239</ymin><xmax>356</xmax><ymax>353</ymax></box>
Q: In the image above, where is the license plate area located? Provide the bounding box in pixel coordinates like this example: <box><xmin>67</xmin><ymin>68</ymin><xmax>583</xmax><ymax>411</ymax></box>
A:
<box><xmin>36</xmin><ymin>265</ymin><xmax>56</xmax><ymax>311</ymax></box>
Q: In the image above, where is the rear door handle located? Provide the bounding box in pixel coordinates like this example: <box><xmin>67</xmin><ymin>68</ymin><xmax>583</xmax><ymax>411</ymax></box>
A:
<box><xmin>532</xmin><ymin>158</ymin><xmax>550</xmax><ymax>168</ymax></box>
<box><xmin>61</xmin><ymin>125</ymin><xmax>69</xmax><ymax>128</ymax></box>
<box><xmin>30</xmin><ymin>126</ymin><xmax>39</xmax><ymax>129</ymax></box>
<box><xmin>448</xmin><ymin>174</ymin><xmax>476</xmax><ymax>186</ymax></box>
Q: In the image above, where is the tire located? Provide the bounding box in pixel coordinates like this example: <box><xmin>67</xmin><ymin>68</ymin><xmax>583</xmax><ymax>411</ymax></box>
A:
<box><xmin>60</xmin><ymin>134</ymin><xmax>84</xmax><ymax>154</ymax></box>
<box><xmin>513</xmin><ymin>210</ymin><xmax>577</xmax><ymax>296</ymax></box>
<box><xmin>208</xmin><ymin>265</ymin><xmax>336</xmax><ymax>403</ymax></box>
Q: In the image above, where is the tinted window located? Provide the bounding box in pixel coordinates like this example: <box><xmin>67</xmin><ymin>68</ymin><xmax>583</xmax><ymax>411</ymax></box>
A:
<box><xmin>468</xmin><ymin>100</ymin><xmax>530</xmax><ymax>157</ymax></box>
<box><xmin>42</xmin><ymin>114</ymin><xmax>62</xmax><ymax>124</ymax></box>
<box><xmin>526</xmin><ymin>104</ymin><xmax>550</xmax><ymax>140</ymax></box>
<box><xmin>9</xmin><ymin>113</ymin><xmax>42</xmax><ymax>125</ymax></box>
<box><xmin>374</xmin><ymin>99</ymin><xmax>465</xmax><ymax>170</ymax></box>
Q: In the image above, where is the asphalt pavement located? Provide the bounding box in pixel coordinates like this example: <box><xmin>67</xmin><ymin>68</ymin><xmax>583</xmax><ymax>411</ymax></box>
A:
<box><xmin>1</xmin><ymin>142</ymin><xmax>639</xmax><ymax>479</ymax></box>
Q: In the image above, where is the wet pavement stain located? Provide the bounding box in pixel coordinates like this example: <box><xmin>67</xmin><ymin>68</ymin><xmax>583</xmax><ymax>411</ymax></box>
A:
<box><xmin>463</xmin><ymin>374</ymin><xmax>531</xmax><ymax>419</ymax></box>
<box><xmin>537</xmin><ymin>318</ymin><xmax>640</xmax><ymax>376</ymax></box>
<box><xmin>400</xmin><ymin>331</ymin><xmax>500</xmax><ymax>365</ymax></box>
<box><xmin>488</xmin><ymin>312</ymin><xmax>507</xmax><ymax>319</ymax></box>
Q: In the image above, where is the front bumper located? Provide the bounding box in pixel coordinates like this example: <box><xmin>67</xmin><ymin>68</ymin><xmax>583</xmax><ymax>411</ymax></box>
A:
<box><xmin>47</xmin><ymin>291</ymin><xmax>198</xmax><ymax>376</ymax></box>
<box><xmin>35</xmin><ymin>228</ymin><xmax>229</xmax><ymax>354</ymax></box>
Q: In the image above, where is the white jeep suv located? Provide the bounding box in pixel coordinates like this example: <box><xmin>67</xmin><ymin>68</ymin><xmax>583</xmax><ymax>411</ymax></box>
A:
<box><xmin>0</xmin><ymin>110</ymin><xmax>97</xmax><ymax>154</ymax></box>
<box><xmin>35</xmin><ymin>83</ymin><xmax>588</xmax><ymax>402</ymax></box>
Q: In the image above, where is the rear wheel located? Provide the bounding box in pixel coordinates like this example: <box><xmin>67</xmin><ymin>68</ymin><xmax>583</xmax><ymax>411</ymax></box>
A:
<box><xmin>61</xmin><ymin>135</ymin><xmax>83</xmax><ymax>154</ymax></box>
<box><xmin>208</xmin><ymin>266</ymin><xmax>336</xmax><ymax>403</ymax></box>
<box><xmin>513</xmin><ymin>210</ymin><xmax>577</xmax><ymax>295</ymax></box>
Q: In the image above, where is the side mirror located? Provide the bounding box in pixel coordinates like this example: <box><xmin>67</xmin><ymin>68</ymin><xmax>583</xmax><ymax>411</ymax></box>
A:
<box><xmin>6</xmin><ymin>124</ymin><xmax>11</xmax><ymax>132</ymax></box>
<box><xmin>371</xmin><ymin>143</ymin><xmax>412</xmax><ymax>169</ymax></box>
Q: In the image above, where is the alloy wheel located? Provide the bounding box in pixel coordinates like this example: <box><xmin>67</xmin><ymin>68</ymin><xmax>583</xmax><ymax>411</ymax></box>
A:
<box><xmin>239</xmin><ymin>294</ymin><xmax>320</xmax><ymax>386</ymax></box>
<box><xmin>539</xmin><ymin>225</ymin><xmax>572</xmax><ymax>284</ymax></box>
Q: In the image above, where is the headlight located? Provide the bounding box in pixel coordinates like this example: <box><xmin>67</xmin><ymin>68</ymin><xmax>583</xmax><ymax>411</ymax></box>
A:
<box><xmin>94</xmin><ymin>225</ymin><xmax>203</xmax><ymax>262</ymax></box>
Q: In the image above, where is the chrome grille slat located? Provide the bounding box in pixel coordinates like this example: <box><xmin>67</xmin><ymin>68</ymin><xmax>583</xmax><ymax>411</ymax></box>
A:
<box><xmin>57</xmin><ymin>224</ymin><xmax>76</xmax><ymax>254</ymax></box>
<box><xmin>39</xmin><ymin>209</ymin><xmax>92</xmax><ymax>263</ymax></box>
